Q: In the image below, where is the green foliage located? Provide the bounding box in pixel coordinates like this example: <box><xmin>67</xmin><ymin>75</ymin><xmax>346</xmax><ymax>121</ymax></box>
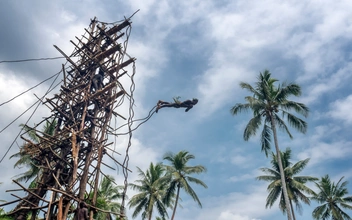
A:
<box><xmin>257</xmin><ymin>148</ymin><xmax>318</xmax><ymax>217</ymax></box>
<box><xmin>231</xmin><ymin>70</ymin><xmax>309</xmax><ymax>220</ymax></box>
<box><xmin>87</xmin><ymin>175</ymin><xmax>123</xmax><ymax>220</ymax></box>
<box><xmin>128</xmin><ymin>163</ymin><xmax>169</xmax><ymax>220</ymax></box>
<box><xmin>0</xmin><ymin>207</ymin><xmax>12</xmax><ymax>220</ymax></box>
<box><xmin>311</xmin><ymin>175</ymin><xmax>352</xmax><ymax>220</ymax></box>
<box><xmin>0</xmin><ymin>215</ymin><xmax>14</xmax><ymax>220</ymax></box>
<box><xmin>10</xmin><ymin>119</ymin><xmax>57</xmax><ymax>185</ymax></box>
<box><xmin>230</xmin><ymin>70</ymin><xmax>309</xmax><ymax>156</ymax></box>
<box><xmin>127</xmin><ymin>151</ymin><xmax>207</xmax><ymax>220</ymax></box>
<box><xmin>163</xmin><ymin>150</ymin><xmax>207</xmax><ymax>220</ymax></box>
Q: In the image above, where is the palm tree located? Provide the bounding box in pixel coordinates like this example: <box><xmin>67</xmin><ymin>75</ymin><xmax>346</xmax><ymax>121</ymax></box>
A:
<box><xmin>311</xmin><ymin>175</ymin><xmax>352</xmax><ymax>220</ymax></box>
<box><xmin>231</xmin><ymin>70</ymin><xmax>309</xmax><ymax>220</ymax></box>
<box><xmin>10</xmin><ymin>119</ymin><xmax>57</xmax><ymax>187</ymax></box>
<box><xmin>163</xmin><ymin>150</ymin><xmax>207</xmax><ymax>220</ymax></box>
<box><xmin>257</xmin><ymin>148</ymin><xmax>318</xmax><ymax>219</ymax></box>
<box><xmin>128</xmin><ymin>163</ymin><xmax>169</xmax><ymax>220</ymax></box>
<box><xmin>88</xmin><ymin>175</ymin><xmax>124</xmax><ymax>220</ymax></box>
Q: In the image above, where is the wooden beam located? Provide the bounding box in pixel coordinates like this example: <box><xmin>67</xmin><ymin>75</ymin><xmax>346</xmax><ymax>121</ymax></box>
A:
<box><xmin>106</xmin><ymin>20</ymin><xmax>131</xmax><ymax>36</ymax></box>
<box><xmin>53</xmin><ymin>45</ymin><xmax>81</xmax><ymax>71</ymax></box>
<box><xmin>12</xmin><ymin>180</ymin><xmax>50</xmax><ymax>203</ymax></box>
<box><xmin>0</xmin><ymin>199</ymin><xmax>21</xmax><ymax>207</ymax></box>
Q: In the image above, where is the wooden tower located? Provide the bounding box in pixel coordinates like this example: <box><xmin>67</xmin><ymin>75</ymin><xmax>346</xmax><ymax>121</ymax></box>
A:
<box><xmin>2</xmin><ymin>17</ymin><xmax>136</xmax><ymax>220</ymax></box>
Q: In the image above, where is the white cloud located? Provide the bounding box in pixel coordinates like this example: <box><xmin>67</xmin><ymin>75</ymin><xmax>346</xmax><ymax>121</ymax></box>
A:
<box><xmin>229</xmin><ymin>173</ymin><xmax>254</xmax><ymax>183</ymax></box>
<box><xmin>0</xmin><ymin>72</ymin><xmax>37</xmax><ymax>111</ymax></box>
<box><xmin>218</xmin><ymin>211</ymin><xmax>261</xmax><ymax>220</ymax></box>
<box><xmin>1</xmin><ymin>1</ymin><xmax>352</xmax><ymax>219</ymax></box>
<box><xmin>193</xmin><ymin>184</ymin><xmax>275</xmax><ymax>220</ymax></box>
<box><xmin>297</xmin><ymin>125</ymin><xmax>352</xmax><ymax>165</ymax></box>
<box><xmin>228</xmin><ymin>168</ymin><xmax>264</xmax><ymax>183</ymax></box>
<box><xmin>197</xmin><ymin>1</ymin><xmax>304</xmax><ymax>116</ymax></box>
<box><xmin>231</xmin><ymin>155</ymin><xmax>249</xmax><ymax>166</ymax></box>
<box><xmin>328</xmin><ymin>95</ymin><xmax>352</xmax><ymax>124</ymax></box>
<box><xmin>198</xmin><ymin>65</ymin><xmax>252</xmax><ymax>117</ymax></box>
<box><xmin>109</xmin><ymin>137</ymin><xmax>162</xmax><ymax>178</ymax></box>
<box><xmin>196</xmin><ymin>0</ymin><xmax>352</xmax><ymax>116</ymax></box>
<box><xmin>298</xmin><ymin>64</ymin><xmax>352</xmax><ymax>105</ymax></box>
<box><xmin>298</xmin><ymin>140</ymin><xmax>352</xmax><ymax>166</ymax></box>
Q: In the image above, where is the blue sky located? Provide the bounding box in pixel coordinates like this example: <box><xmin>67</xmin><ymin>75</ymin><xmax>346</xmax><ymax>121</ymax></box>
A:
<box><xmin>0</xmin><ymin>1</ymin><xmax>352</xmax><ymax>219</ymax></box>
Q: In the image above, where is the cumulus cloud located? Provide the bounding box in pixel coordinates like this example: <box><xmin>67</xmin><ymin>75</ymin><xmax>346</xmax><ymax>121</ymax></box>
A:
<box><xmin>297</xmin><ymin>125</ymin><xmax>352</xmax><ymax>165</ymax></box>
<box><xmin>192</xmin><ymin>184</ymin><xmax>275</xmax><ymax>220</ymax></box>
<box><xmin>1</xmin><ymin>1</ymin><xmax>352</xmax><ymax>219</ymax></box>
<box><xmin>228</xmin><ymin>169</ymin><xmax>262</xmax><ymax>183</ymax></box>
<box><xmin>298</xmin><ymin>140</ymin><xmax>352</xmax><ymax>166</ymax></box>
<box><xmin>196</xmin><ymin>0</ymin><xmax>352</xmax><ymax>116</ymax></box>
<box><xmin>328</xmin><ymin>94</ymin><xmax>352</xmax><ymax>124</ymax></box>
<box><xmin>218</xmin><ymin>211</ymin><xmax>261</xmax><ymax>220</ymax></box>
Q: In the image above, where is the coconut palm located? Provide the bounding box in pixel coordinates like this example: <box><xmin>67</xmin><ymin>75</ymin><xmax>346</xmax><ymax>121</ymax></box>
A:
<box><xmin>10</xmin><ymin>119</ymin><xmax>57</xmax><ymax>187</ymax></box>
<box><xmin>163</xmin><ymin>150</ymin><xmax>207</xmax><ymax>220</ymax></box>
<box><xmin>311</xmin><ymin>175</ymin><xmax>352</xmax><ymax>220</ymax></box>
<box><xmin>231</xmin><ymin>70</ymin><xmax>309</xmax><ymax>220</ymax></box>
<box><xmin>128</xmin><ymin>163</ymin><xmax>169</xmax><ymax>220</ymax></box>
<box><xmin>257</xmin><ymin>148</ymin><xmax>318</xmax><ymax>219</ymax></box>
<box><xmin>87</xmin><ymin>175</ymin><xmax>123</xmax><ymax>220</ymax></box>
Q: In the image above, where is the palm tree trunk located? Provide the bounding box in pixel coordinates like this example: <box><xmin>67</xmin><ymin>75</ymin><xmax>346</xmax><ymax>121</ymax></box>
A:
<box><xmin>289</xmin><ymin>199</ymin><xmax>296</xmax><ymax>220</ymax></box>
<box><xmin>270</xmin><ymin>118</ymin><xmax>293</xmax><ymax>220</ymax></box>
<box><xmin>171</xmin><ymin>184</ymin><xmax>181</xmax><ymax>220</ymax></box>
<box><xmin>148</xmin><ymin>204</ymin><xmax>153</xmax><ymax>220</ymax></box>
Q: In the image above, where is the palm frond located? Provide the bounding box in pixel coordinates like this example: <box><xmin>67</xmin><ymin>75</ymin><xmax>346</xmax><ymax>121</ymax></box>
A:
<box><xmin>312</xmin><ymin>175</ymin><xmax>352</xmax><ymax>219</ymax></box>
<box><xmin>243</xmin><ymin>115</ymin><xmax>262</xmax><ymax>141</ymax></box>
<box><xmin>257</xmin><ymin>167</ymin><xmax>280</xmax><ymax>177</ymax></box>
<box><xmin>239</xmin><ymin>82</ymin><xmax>259</xmax><ymax>97</ymax></box>
<box><xmin>129</xmin><ymin>162</ymin><xmax>168</xmax><ymax>219</ymax></box>
<box><xmin>257</xmin><ymin>147</ymin><xmax>319</xmax><ymax>217</ymax></box>
<box><xmin>283</xmin><ymin>111</ymin><xmax>308</xmax><ymax>134</ymax></box>
<box><xmin>180</xmin><ymin>179</ymin><xmax>202</xmax><ymax>207</ymax></box>
<box><xmin>291</xmin><ymin>158</ymin><xmax>310</xmax><ymax>175</ymax></box>
<box><xmin>185</xmin><ymin>176</ymin><xmax>208</xmax><ymax>189</ymax></box>
<box><xmin>265</xmin><ymin>186</ymin><xmax>281</xmax><ymax>208</ymax></box>
<box><xmin>256</xmin><ymin>175</ymin><xmax>278</xmax><ymax>182</ymax></box>
<box><xmin>260</xmin><ymin>124</ymin><xmax>271</xmax><ymax>157</ymax></box>
<box><xmin>230</xmin><ymin>103</ymin><xmax>251</xmax><ymax>115</ymax></box>
<box><xmin>274</xmin><ymin>114</ymin><xmax>293</xmax><ymax>138</ymax></box>
<box><xmin>280</xmin><ymin>100</ymin><xmax>309</xmax><ymax>118</ymax></box>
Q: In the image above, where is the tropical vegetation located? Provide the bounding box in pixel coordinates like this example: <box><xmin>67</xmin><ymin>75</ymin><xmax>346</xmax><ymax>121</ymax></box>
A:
<box><xmin>257</xmin><ymin>148</ymin><xmax>318</xmax><ymax>219</ymax></box>
<box><xmin>10</xmin><ymin>119</ymin><xmax>56</xmax><ymax>187</ymax></box>
<box><xmin>231</xmin><ymin>70</ymin><xmax>309</xmax><ymax>220</ymax></box>
<box><xmin>87</xmin><ymin>175</ymin><xmax>124</xmax><ymax>220</ymax></box>
<box><xmin>128</xmin><ymin>162</ymin><xmax>169</xmax><ymax>220</ymax></box>
<box><xmin>162</xmin><ymin>150</ymin><xmax>207</xmax><ymax>220</ymax></box>
<box><xmin>311</xmin><ymin>175</ymin><xmax>352</xmax><ymax>220</ymax></box>
<box><xmin>127</xmin><ymin>150</ymin><xmax>207</xmax><ymax>220</ymax></box>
